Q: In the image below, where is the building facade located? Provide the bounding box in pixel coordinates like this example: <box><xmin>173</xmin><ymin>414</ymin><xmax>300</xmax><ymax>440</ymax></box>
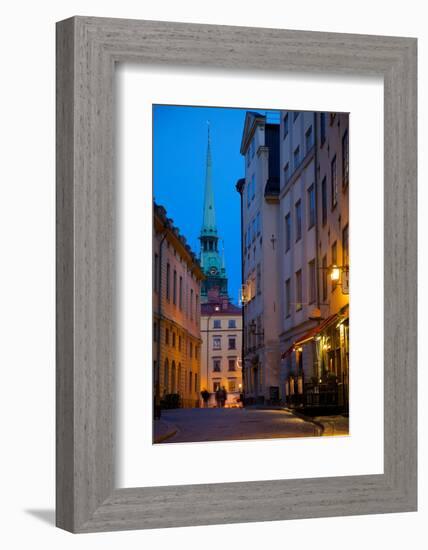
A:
<box><xmin>237</xmin><ymin>110</ymin><xmax>350</xmax><ymax>413</ymax></box>
<box><xmin>153</xmin><ymin>203</ymin><xmax>205</xmax><ymax>413</ymax></box>
<box><xmin>237</xmin><ymin>112</ymin><xmax>281</xmax><ymax>405</ymax></box>
<box><xmin>200</xmin><ymin>289</ymin><xmax>242</xmax><ymax>407</ymax></box>
<box><xmin>279</xmin><ymin>111</ymin><xmax>350</xmax><ymax>412</ymax></box>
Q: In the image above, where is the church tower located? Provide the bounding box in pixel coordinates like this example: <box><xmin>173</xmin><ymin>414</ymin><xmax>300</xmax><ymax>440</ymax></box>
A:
<box><xmin>199</xmin><ymin>124</ymin><xmax>228</xmax><ymax>303</ymax></box>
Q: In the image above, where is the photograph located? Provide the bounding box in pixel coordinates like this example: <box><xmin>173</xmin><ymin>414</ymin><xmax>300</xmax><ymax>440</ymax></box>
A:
<box><xmin>153</xmin><ymin>104</ymin><xmax>350</xmax><ymax>444</ymax></box>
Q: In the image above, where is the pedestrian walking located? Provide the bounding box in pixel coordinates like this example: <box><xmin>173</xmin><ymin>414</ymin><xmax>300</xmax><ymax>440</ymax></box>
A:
<box><xmin>201</xmin><ymin>389</ymin><xmax>210</xmax><ymax>408</ymax></box>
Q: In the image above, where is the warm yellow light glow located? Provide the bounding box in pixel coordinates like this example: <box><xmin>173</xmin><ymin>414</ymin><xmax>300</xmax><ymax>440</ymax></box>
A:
<box><xmin>330</xmin><ymin>265</ymin><xmax>340</xmax><ymax>282</ymax></box>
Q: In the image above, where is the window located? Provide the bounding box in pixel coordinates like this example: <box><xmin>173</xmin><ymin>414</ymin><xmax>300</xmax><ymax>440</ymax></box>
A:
<box><xmin>293</xmin><ymin>146</ymin><xmax>300</xmax><ymax>170</ymax></box>
<box><xmin>178</xmin><ymin>335</ymin><xmax>182</xmax><ymax>352</ymax></box>
<box><xmin>165</xmin><ymin>327</ymin><xmax>169</xmax><ymax>345</ymax></box>
<box><xmin>247</xmin><ymin>149</ymin><xmax>250</xmax><ymax>167</ymax></box>
<box><xmin>252</xmin><ymin>218</ymin><xmax>256</xmax><ymax>241</ymax></box>
<box><xmin>251</xmin><ymin>173</ymin><xmax>255</xmax><ymax>199</ymax></box>
<box><xmin>164</xmin><ymin>359</ymin><xmax>169</xmax><ymax>393</ymax></box>
<box><xmin>307</xmin><ymin>184</ymin><xmax>316</xmax><ymax>228</ymax></box>
<box><xmin>228</xmin><ymin>378</ymin><xmax>237</xmax><ymax>392</ymax></box>
<box><xmin>154</xmin><ymin>253</ymin><xmax>159</xmax><ymax>291</ymax></box>
<box><xmin>343</xmin><ymin>225</ymin><xmax>349</xmax><ymax>267</ymax></box>
<box><xmin>189</xmin><ymin>341</ymin><xmax>193</xmax><ymax>357</ymax></box>
<box><xmin>213</xmin><ymin>337</ymin><xmax>221</xmax><ymax>350</ymax></box>
<box><xmin>179</xmin><ymin>276</ymin><xmax>183</xmax><ymax>309</ymax></box>
<box><xmin>195</xmin><ymin>294</ymin><xmax>199</xmax><ymax>321</ymax></box>
<box><xmin>213</xmin><ymin>358</ymin><xmax>221</xmax><ymax>372</ymax></box>
<box><xmin>256</xmin><ymin>263</ymin><xmax>261</xmax><ymax>295</ymax></box>
<box><xmin>285</xmin><ymin>278</ymin><xmax>291</xmax><ymax>317</ymax></box>
<box><xmin>320</xmin><ymin>112</ymin><xmax>326</xmax><ymax>143</ymax></box>
<box><xmin>189</xmin><ymin>371</ymin><xmax>193</xmax><ymax>393</ymax></box>
<box><xmin>331</xmin><ymin>155</ymin><xmax>338</xmax><ymax>208</ymax></box>
<box><xmin>321</xmin><ymin>176</ymin><xmax>327</xmax><ymax>225</ymax></box>
<box><xmin>190</xmin><ymin>288</ymin><xmax>194</xmax><ymax>320</ymax></box>
<box><xmin>293</xmin><ymin>111</ymin><xmax>299</xmax><ymax>122</ymax></box>
<box><xmin>322</xmin><ymin>255</ymin><xmax>328</xmax><ymax>301</ymax></box>
<box><xmin>213</xmin><ymin>319</ymin><xmax>221</xmax><ymax>329</ymax></box>
<box><xmin>285</xmin><ymin>213</ymin><xmax>291</xmax><ymax>251</ymax></box>
<box><xmin>228</xmin><ymin>319</ymin><xmax>236</xmax><ymax>328</ymax></box>
<box><xmin>308</xmin><ymin>259</ymin><xmax>316</xmax><ymax>304</ymax></box>
<box><xmin>305</xmin><ymin>125</ymin><xmax>313</xmax><ymax>152</ymax></box>
<box><xmin>283</xmin><ymin>113</ymin><xmax>289</xmax><ymax>138</ymax></box>
<box><xmin>295</xmin><ymin>200</ymin><xmax>302</xmax><ymax>242</ymax></box>
<box><xmin>295</xmin><ymin>269</ymin><xmax>302</xmax><ymax>311</ymax></box>
<box><xmin>342</xmin><ymin>130</ymin><xmax>349</xmax><ymax>187</ymax></box>
<box><xmin>213</xmin><ymin>380</ymin><xmax>221</xmax><ymax>392</ymax></box>
<box><xmin>228</xmin><ymin>358</ymin><xmax>236</xmax><ymax>371</ymax></box>
<box><xmin>331</xmin><ymin>241</ymin><xmax>338</xmax><ymax>291</ymax></box>
<box><xmin>228</xmin><ymin>337</ymin><xmax>237</xmax><ymax>350</ymax></box>
<box><xmin>153</xmin><ymin>321</ymin><xmax>157</xmax><ymax>342</ymax></box>
<box><xmin>172</xmin><ymin>332</ymin><xmax>176</xmax><ymax>348</ymax></box>
<box><xmin>166</xmin><ymin>262</ymin><xmax>170</xmax><ymax>300</ymax></box>
<box><xmin>173</xmin><ymin>269</ymin><xmax>177</xmax><ymax>305</ymax></box>
<box><xmin>256</xmin><ymin>212</ymin><xmax>261</xmax><ymax>235</ymax></box>
<box><xmin>195</xmin><ymin>346</ymin><xmax>198</xmax><ymax>360</ymax></box>
<box><xmin>284</xmin><ymin>162</ymin><xmax>290</xmax><ymax>183</ymax></box>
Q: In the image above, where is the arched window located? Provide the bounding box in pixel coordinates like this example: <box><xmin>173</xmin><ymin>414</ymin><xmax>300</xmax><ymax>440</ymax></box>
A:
<box><xmin>171</xmin><ymin>361</ymin><xmax>176</xmax><ymax>393</ymax></box>
<box><xmin>163</xmin><ymin>358</ymin><xmax>169</xmax><ymax>394</ymax></box>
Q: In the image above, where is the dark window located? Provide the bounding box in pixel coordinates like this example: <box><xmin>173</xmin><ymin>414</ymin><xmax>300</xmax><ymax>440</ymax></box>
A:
<box><xmin>256</xmin><ymin>263</ymin><xmax>261</xmax><ymax>295</ymax></box>
<box><xmin>213</xmin><ymin>319</ymin><xmax>221</xmax><ymax>329</ymax></box>
<box><xmin>154</xmin><ymin>253</ymin><xmax>159</xmax><ymax>292</ymax></box>
<box><xmin>285</xmin><ymin>278</ymin><xmax>291</xmax><ymax>318</ymax></box>
<box><xmin>305</xmin><ymin>125</ymin><xmax>313</xmax><ymax>153</ymax></box>
<box><xmin>173</xmin><ymin>269</ymin><xmax>177</xmax><ymax>305</ymax></box>
<box><xmin>285</xmin><ymin>213</ymin><xmax>291</xmax><ymax>251</ymax></box>
<box><xmin>190</xmin><ymin>289</ymin><xmax>194</xmax><ymax>320</ymax></box>
<box><xmin>293</xmin><ymin>111</ymin><xmax>299</xmax><ymax>122</ymax></box>
<box><xmin>308</xmin><ymin>259</ymin><xmax>316</xmax><ymax>304</ymax></box>
<box><xmin>283</xmin><ymin>113</ymin><xmax>289</xmax><ymax>138</ymax></box>
<box><xmin>293</xmin><ymin>146</ymin><xmax>300</xmax><ymax>170</ymax></box>
<box><xmin>331</xmin><ymin>155</ymin><xmax>338</xmax><ymax>208</ymax></box>
<box><xmin>228</xmin><ymin>337</ymin><xmax>236</xmax><ymax>350</ymax></box>
<box><xmin>308</xmin><ymin>184</ymin><xmax>316</xmax><ymax>228</ymax></box>
<box><xmin>322</xmin><ymin>255</ymin><xmax>328</xmax><ymax>301</ymax></box>
<box><xmin>320</xmin><ymin>113</ymin><xmax>326</xmax><ymax>143</ymax></box>
<box><xmin>228</xmin><ymin>319</ymin><xmax>236</xmax><ymax>328</ymax></box>
<box><xmin>189</xmin><ymin>341</ymin><xmax>193</xmax><ymax>357</ymax></box>
<box><xmin>179</xmin><ymin>276</ymin><xmax>183</xmax><ymax>309</ymax></box>
<box><xmin>295</xmin><ymin>200</ymin><xmax>302</xmax><ymax>242</ymax></box>
<box><xmin>343</xmin><ymin>225</ymin><xmax>349</xmax><ymax>267</ymax></box>
<box><xmin>342</xmin><ymin>130</ymin><xmax>349</xmax><ymax>187</ymax></box>
<box><xmin>172</xmin><ymin>332</ymin><xmax>176</xmax><ymax>348</ymax></box>
<box><xmin>166</xmin><ymin>262</ymin><xmax>170</xmax><ymax>300</ymax></box>
<box><xmin>321</xmin><ymin>176</ymin><xmax>327</xmax><ymax>225</ymax></box>
<box><xmin>284</xmin><ymin>162</ymin><xmax>290</xmax><ymax>184</ymax></box>
<box><xmin>165</xmin><ymin>327</ymin><xmax>169</xmax><ymax>345</ymax></box>
<box><xmin>213</xmin><ymin>359</ymin><xmax>221</xmax><ymax>372</ymax></box>
<box><xmin>153</xmin><ymin>321</ymin><xmax>157</xmax><ymax>342</ymax></box>
<box><xmin>228</xmin><ymin>359</ymin><xmax>236</xmax><ymax>371</ymax></box>
<box><xmin>295</xmin><ymin>270</ymin><xmax>302</xmax><ymax>311</ymax></box>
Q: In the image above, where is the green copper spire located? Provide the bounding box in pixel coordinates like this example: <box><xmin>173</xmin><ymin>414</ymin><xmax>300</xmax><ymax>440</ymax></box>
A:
<box><xmin>199</xmin><ymin>123</ymin><xmax>229</xmax><ymax>302</ymax></box>
<box><xmin>201</xmin><ymin>122</ymin><xmax>217</xmax><ymax>236</ymax></box>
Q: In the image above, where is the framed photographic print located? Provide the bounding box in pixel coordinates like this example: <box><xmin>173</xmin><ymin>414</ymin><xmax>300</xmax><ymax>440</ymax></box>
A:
<box><xmin>56</xmin><ymin>16</ymin><xmax>417</xmax><ymax>532</ymax></box>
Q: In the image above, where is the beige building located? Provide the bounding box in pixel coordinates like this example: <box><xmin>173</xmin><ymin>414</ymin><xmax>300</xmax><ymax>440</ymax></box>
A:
<box><xmin>200</xmin><ymin>289</ymin><xmax>242</xmax><ymax>407</ymax></box>
<box><xmin>153</xmin><ymin>203</ymin><xmax>205</xmax><ymax>413</ymax></box>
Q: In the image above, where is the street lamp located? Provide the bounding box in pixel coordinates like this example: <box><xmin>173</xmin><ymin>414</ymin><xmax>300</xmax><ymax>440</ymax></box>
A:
<box><xmin>330</xmin><ymin>264</ymin><xmax>340</xmax><ymax>282</ymax></box>
<box><xmin>249</xmin><ymin>319</ymin><xmax>264</xmax><ymax>337</ymax></box>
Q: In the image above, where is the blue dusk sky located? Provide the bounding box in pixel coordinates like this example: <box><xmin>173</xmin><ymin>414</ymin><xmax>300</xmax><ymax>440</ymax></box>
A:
<box><xmin>153</xmin><ymin>104</ymin><xmax>250</xmax><ymax>304</ymax></box>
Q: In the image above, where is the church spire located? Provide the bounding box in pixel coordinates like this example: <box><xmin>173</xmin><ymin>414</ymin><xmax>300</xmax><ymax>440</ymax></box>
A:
<box><xmin>201</xmin><ymin>122</ymin><xmax>217</xmax><ymax>236</ymax></box>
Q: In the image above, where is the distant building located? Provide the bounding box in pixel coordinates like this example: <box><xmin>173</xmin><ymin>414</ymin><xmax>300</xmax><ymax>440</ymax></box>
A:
<box><xmin>199</xmin><ymin>125</ymin><xmax>242</xmax><ymax>406</ymax></box>
<box><xmin>237</xmin><ymin>111</ymin><xmax>281</xmax><ymax>405</ymax></box>
<box><xmin>153</xmin><ymin>203</ymin><xmax>205</xmax><ymax>413</ymax></box>
<box><xmin>200</xmin><ymin>289</ymin><xmax>242</xmax><ymax>407</ymax></box>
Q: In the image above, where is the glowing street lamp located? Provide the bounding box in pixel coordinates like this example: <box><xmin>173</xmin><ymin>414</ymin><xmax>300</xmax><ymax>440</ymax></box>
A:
<box><xmin>330</xmin><ymin>264</ymin><xmax>340</xmax><ymax>282</ymax></box>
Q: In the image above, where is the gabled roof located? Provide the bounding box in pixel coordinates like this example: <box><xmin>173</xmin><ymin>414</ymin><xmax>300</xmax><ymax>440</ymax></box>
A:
<box><xmin>240</xmin><ymin>111</ymin><xmax>265</xmax><ymax>155</ymax></box>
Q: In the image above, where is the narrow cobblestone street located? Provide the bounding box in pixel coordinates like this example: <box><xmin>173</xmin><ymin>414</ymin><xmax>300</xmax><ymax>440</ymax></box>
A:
<box><xmin>155</xmin><ymin>407</ymin><xmax>323</xmax><ymax>443</ymax></box>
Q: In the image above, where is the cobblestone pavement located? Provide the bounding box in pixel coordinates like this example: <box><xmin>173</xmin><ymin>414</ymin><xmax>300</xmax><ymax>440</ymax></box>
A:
<box><xmin>155</xmin><ymin>407</ymin><xmax>322</xmax><ymax>444</ymax></box>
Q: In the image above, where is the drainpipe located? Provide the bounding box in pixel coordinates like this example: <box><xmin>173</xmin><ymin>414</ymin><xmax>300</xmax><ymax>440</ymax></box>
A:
<box><xmin>155</xmin><ymin>229</ymin><xmax>167</xmax><ymax>420</ymax></box>
<box><xmin>238</xmin><ymin>183</ymin><xmax>245</xmax><ymax>407</ymax></box>
<box><xmin>314</xmin><ymin>113</ymin><xmax>321</xmax><ymax>383</ymax></box>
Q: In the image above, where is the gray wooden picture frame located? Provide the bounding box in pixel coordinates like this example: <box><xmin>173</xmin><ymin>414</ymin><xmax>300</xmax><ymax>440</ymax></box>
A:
<box><xmin>56</xmin><ymin>16</ymin><xmax>417</xmax><ymax>533</ymax></box>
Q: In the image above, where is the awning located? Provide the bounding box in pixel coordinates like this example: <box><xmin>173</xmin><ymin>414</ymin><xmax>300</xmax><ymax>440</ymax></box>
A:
<box><xmin>281</xmin><ymin>313</ymin><xmax>340</xmax><ymax>359</ymax></box>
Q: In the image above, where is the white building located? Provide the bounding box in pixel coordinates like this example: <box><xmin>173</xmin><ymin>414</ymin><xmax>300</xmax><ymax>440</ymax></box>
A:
<box><xmin>237</xmin><ymin>112</ymin><xmax>281</xmax><ymax>404</ymax></box>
